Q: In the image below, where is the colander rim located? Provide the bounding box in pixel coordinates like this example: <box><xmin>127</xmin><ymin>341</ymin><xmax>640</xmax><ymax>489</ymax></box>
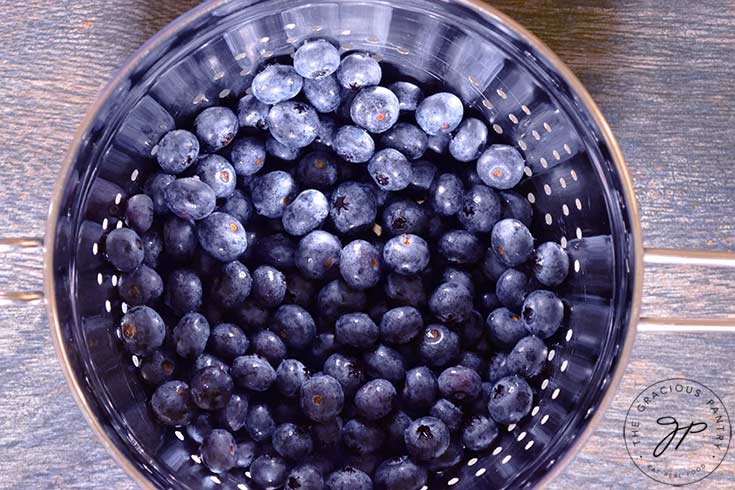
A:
<box><xmin>44</xmin><ymin>0</ymin><xmax>644</xmax><ymax>488</ymax></box>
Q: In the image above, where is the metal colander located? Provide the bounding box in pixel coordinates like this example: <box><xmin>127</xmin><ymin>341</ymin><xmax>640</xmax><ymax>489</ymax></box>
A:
<box><xmin>12</xmin><ymin>0</ymin><xmax>726</xmax><ymax>488</ymax></box>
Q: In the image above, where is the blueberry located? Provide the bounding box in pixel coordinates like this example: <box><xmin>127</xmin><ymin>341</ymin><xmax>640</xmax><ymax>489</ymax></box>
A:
<box><xmin>118</xmin><ymin>265</ymin><xmax>163</xmax><ymax>306</ymax></box>
<box><xmin>349</xmin><ymin>86</ymin><xmax>400</xmax><ymax>133</ymax></box>
<box><xmin>459</xmin><ymin>351</ymin><xmax>487</xmax><ymax>374</ymax></box>
<box><xmin>426</xmin><ymin>441</ymin><xmax>463</xmax><ymax>472</ymax></box>
<box><xmin>164</xmin><ymin>177</ymin><xmax>217</xmax><ymax>221</ymax></box>
<box><xmin>304</xmin><ymin>75</ymin><xmax>342</xmax><ymax>112</ymax></box>
<box><xmin>294</xmin><ymin>39</ymin><xmax>341</xmax><ymax>79</ymax></box>
<box><xmin>334</xmin><ymin>313</ymin><xmax>379</xmax><ymax>350</ymax></box>
<box><xmin>316</xmin><ymin>114</ymin><xmax>338</xmax><ymax>148</ymax></box>
<box><xmin>481</xmin><ymin>246</ymin><xmax>509</xmax><ymax>282</ymax></box>
<box><xmin>220</xmin><ymin>189</ymin><xmax>253</xmax><ymax>225</ymax></box>
<box><xmin>533</xmin><ymin>242</ymin><xmax>569</xmax><ymax>287</ymax></box>
<box><xmin>245</xmin><ymin>405</ymin><xmax>277</xmax><ymax>444</ymax></box>
<box><xmin>268</xmin><ymin>101</ymin><xmax>320</xmax><ymax>148</ymax></box>
<box><xmin>363</xmin><ymin>344</ymin><xmax>406</xmax><ymax>385</ymax></box>
<box><xmin>267</xmin><ymin>136</ymin><xmax>302</xmax><ymax>161</ymax></box>
<box><xmin>488</xmin><ymin>375</ymin><xmax>533</xmax><ymax>424</ymax></box>
<box><xmin>187</xmin><ymin>412</ymin><xmax>215</xmax><ymax>444</ymax></box>
<box><xmin>196</xmin><ymin>212</ymin><xmax>248</xmax><ymax>262</ymax></box>
<box><xmin>317</xmin><ymin>279</ymin><xmax>368</xmax><ymax>323</ymax></box>
<box><xmin>156</xmin><ymin>129</ymin><xmax>199</xmax><ymax>174</ymax></box>
<box><xmin>233</xmin><ymin>299</ymin><xmax>270</xmax><ymax>331</ymax></box>
<box><xmin>333</xmin><ymin>125</ymin><xmax>375</xmax><ymax>163</ymax></box>
<box><xmin>507</xmin><ymin>335</ymin><xmax>548</xmax><ymax>378</ymax></box>
<box><xmin>375</xmin><ymin>455</ymin><xmax>427</xmax><ymax>490</ymax></box>
<box><xmin>217</xmin><ymin>392</ymin><xmax>249</xmax><ymax>431</ymax></box>
<box><xmin>342</xmin><ymin>419</ymin><xmax>385</xmax><ymax>454</ymax></box>
<box><xmin>437</xmin><ymin>365</ymin><xmax>482</xmax><ymax>402</ymax></box>
<box><xmin>252</xmin><ymin>64</ymin><xmax>304</xmax><ymax>104</ymax></box>
<box><xmin>237</xmin><ymin>94</ymin><xmax>270</xmax><ymax>130</ymax></box>
<box><xmin>367</xmin><ymin>149</ymin><xmax>412</xmax><ymax>191</ymax></box>
<box><xmin>300</xmin><ymin>374</ymin><xmax>344</xmax><ymax>423</ymax></box>
<box><xmin>124</xmin><ymin>194</ymin><xmax>154</xmax><ymax>235</ymax></box>
<box><xmin>337</xmin><ymin>52</ymin><xmax>381</xmax><ymax>90</ymax></box>
<box><xmin>383</xmin><ymin>234</ymin><xmax>430</xmax><ymax>276</ymax></box>
<box><xmin>522</xmin><ymin>289</ymin><xmax>564</xmax><ymax>339</ymax></box>
<box><xmin>139</xmin><ymin>350</ymin><xmax>176</xmax><ymax>385</ymax></box>
<box><xmin>272</xmin><ymin>422</ymin><xmax>314</xmax><ymax>460</ymax></box>
<box><xmin>164</xmin><ymin>269</ymin><xmax>202</xmax><ymax>315</ymax></box>
<box><xmin>449</xmin><ymin>118</ymin><xmax>488</xmax><ymax>162</ymax></box>
<box><xmin>200</xmin><ymin>429</ymin><xmax>238</xmax><ymax>475</ymax></box>
<box><xmin>296</xmin><ymin>230</ymin><xmax>342</xmax><ymax>280</ymax></box>
<box><xmin>427</xmin><ymin>132</ymin><xmax>450</xmax><ymax>154</ymax></box>
<box><xmin>338</xmin><ymin>240</ymin><xmax>382</xmax><ymax>290</ymax></box>
<box><xmin>144</xmin><ymin>172</ymin><xmax>176</xmax><ymax>215</ymax></box>
<box><xmin>388</xmin><ymin>81</ymin><xmax>424</xmax><ymax>112</ymax></box>
<box><xmin>230</xmin><ymin>136</ymin><xmax>266</xmax><ymax>176</ymax></box>
<box><xmin>323</xmin><ymin>353</ymin><xmax>366</xmax><ymax>398</ymax></box>
<box><xmin>251</xmin><ymin>330</ymin><xmax>288</xmax><ymax>366</ymax></box>
<box><xmin>429</xmin><ymin>173</ymin><xmax>464</xmax><ymax>216</ymax></box>
<box><xmin>236</xmin><ymin>439</ymin><xmax>257</xmax><ymax>468</ymax></box>
<box><xmin>496</xmin><ymin>268</ymin><xmax>531</xmax><ymax>311</ymax></box>
<box><xmin>441</xmin><ymin>268</ymin><xmax>474</xmax><ymax>296</ymax></box>
<box><xmin>151</xmin><ymin>380</ymin><xmax>194</xmax><ymax>426</ymax></box>
<box><xmin>380</xmin><ymin>122</ymin><xmax>428</xmax><ymax>160</ymax></box>
<box><xmin>282</xmin><ymin>189</ymin><xmax>329</xmax><ymax>236</ymax></box>
<box><xmin>477</xmin><ymin>144</ymin><xmax>526</xmax><ymax>189</ymax></box>
<box><xmin>276</xmin><ymin>359</ymin><xmax>309</xmax><ymax>398</ymax></box>
<box><xmin>273</xmin><ymin>304</ymin><xmax>316</xmax><ymax>350</ymax></box>
<box><xmin>141</xmin><ymin>228</ymin><xmax>163</xmax><ymax>268</ymax></box>
<box><xmin>173</xmin><ymin>312</ymin><xmax>210</xmax><ymax>359</ymax></box>
<box><xmin>257</xmin><ymin>233</ymin><xmax>296</xmax><ymax>270</ymax></box>
<box><xmin>459</xmin><ymin>310</ymin><xmax>485</xmax><ymax>345</ymax></box>
<box><xmin>458</xmin><ymin>184</ymin><xmax>501</xmax><ymax>233</ymax></box>
<box><xmin>119</xmin><ymin>305</ymin><xmax>165</xmax><ymax>355</ymax></box>
<box><xmin>194</xmin><ymin>106</ymin><xmax>239</xmax><ymax>151</ymax></box>
<box><xmin>355</xmin><ymin>379</ymin><xmax>397</xmax><ymax>420</ymax></box>
<box><xmin>194</xmin><ymin>155</ymin><xmax>235</xmax><ymax>198</ymax></box>
<box><xmin>462</xmin><ymin>415</ymin><xmax>498</xmax><ymax>451</ymax></box>
<box><xmin>499</xmin><ymin>190</ymin><xmax>533</xmax><ymax>227</ymax></box>
<box><xmin>407</xmin><ymin>160</ymin><xmax>437</xmax><ymax>198</ymax></box>
<box><xmin>402</xmin><ymin>366</ymin><xmax>438</xmax><ymax>409</ymax></box>
<box><xmin>163</xmin><ymin>217</ymin><xmax>197</xmax><ymax>262</ymax></box>
<box><xmin>429</xmin><ymin>282</ymin><xmax>473</xmax><ymax>324</ymax></box>
<box><xmin>251</xmin><ymin>170</ymin><xmax>299</xmax><ymax>218</ymax></box>
<box><xmin>380</xmin><ymin>306</ymin><xmax>422</xmax><ymax>344</ymax></box>
<box><xmin>438</xmin><ymin>230</ymin><xmax>484</xmax><ymax>265</ymax></box>
<box><xmin>190</xmin><ymin>366</ymin><xmax>234</xmax><ymax>411</ymax></box>
<box><xmin>381</xmin><ymin>200</ymin><xmax>423</xmax><ymax>237</ymax></box>
<box><xmin>312</xmin><ymin>417</ymin><xmax>344</xmax><ymax>449</ymax></box>
<box><xmin>418</xmin><ymin>325</ymin><xmax>460</xmax><ymax>368</ymax></box>
<box><xmin>385</xmin><ymin>272</ymin><xmax>426</xmax><ymax>307</ymax></box>
<box><xmin>105</xmin><ymin>227</ymin><xmax>144</xmax><ymax>272</ymax></box>
<box><xmin>404</xmin><ymin>416</ymin><xmax>450</xmax><ymax>460</ymax></box>
<box><xmin>487</xmin><ymin>353</ymin><xmax>512</xmax><ymax>383</ymax></box>
<box><xmin>492</xmin><ymin>218</ymin><xmax>534</xmax><ymax>267</ymax></box>
<box><xmin>329</xmin><ymin>181</ymin><xmax>378</xmax><ymax>235</ymax></box>
<box><xmin>385</xmin><ymin>411</ymin><xmax>412</xmax><ymax>449</ymax></box>
<box><xmin>195</xmin><ymin>353</ymin><xmax>229</xmax><ymax>372</ymax></box>
<box><xmin>209</xmin><ymin>261</ymin><xmax>252</xmax><ymax>309</ymax></box>
<box><xmin>251</xmin><ymin>453</ymin><xmax>289</xmax><ymax>489</ymax></box>
<box><xmin>207</xmin><ymin>325</ymin><xmax>246</xmax><ymax>362</ymax></box>
<box><xmin>486</xmin><ymin>307</ymin><xmax>526</xmax><ymax>349</ymax></box>
<box><xmin>415</xmin><ymin>92</ymin><xmax>463</xmax><ymax>135</ymax></box>
<box><xmin>297</xmin><ymin>151</ymin><xmax>338</xmax><ymax>189</ymax></box>
<box><xmin>252</xmin><ymin>265</ymin><xmax>287</xmax><ymax>308</ymax></box>
<box><xmin>231</xmin><ymin>354</ymin><xmax>276</xmax><ymax>392</ymax></box>
<box><xmin>430</xmin><ymin>399</ymin><xmax>463</xmax><ymax>433</ymax></box>
<box><xmin>286</xmin><ymin>464</ymin><xmax>324</xmax><ymax>490</ymax></box>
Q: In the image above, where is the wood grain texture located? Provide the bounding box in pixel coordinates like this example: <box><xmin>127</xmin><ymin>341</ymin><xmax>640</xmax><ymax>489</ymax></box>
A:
<box><xmin>0</xmin><ymin>1</ymin><xmax>733</xmax><ymax>489</ymax></box>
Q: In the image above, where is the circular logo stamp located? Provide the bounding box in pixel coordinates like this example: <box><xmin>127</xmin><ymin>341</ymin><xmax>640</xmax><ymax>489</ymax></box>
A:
<box><xmin>624</xmin><ymin>378</ymin><xmax>731</xmax><ymax>486</ymax></box>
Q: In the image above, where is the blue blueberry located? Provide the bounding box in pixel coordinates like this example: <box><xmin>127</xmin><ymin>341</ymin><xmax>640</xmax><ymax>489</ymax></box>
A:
<box><xmin>300</xmin><ymin>374</ymin><xmax>344</xmax><ymax>422</ymax></box>
<box><xmin>139</xmin><ymin>350</ymin><xmax>176</xmax><ymax>385</ymax></box>
<box><xmin>533</xmin><ymin>242</ymin><xmax>569</xmax><ymax>287</ymax></box>
<box><xmin>191</xmin><ymin>366</ymin><xmax>234</xmax><ymax>411</ymax></box>
<box><xmin>172</xmin><ymin>312</ymin><xmax>210</xmax><ymax>359</ymax></box>
<box><xmin>268</xmin><ymin>101</ymin><xmax>320</xmax><ymax>148</ymax></box>
<box><xmin>208</xmin><ymin>323</ymin><xmax>247</xmax><ymax>361</ymax></box>
<box><xmin>233</xmin><ymin>299</ymin><xmax>270</xmax><ymax>331</ymax></box>
<box><xmin>380</xmin><ymin>122</ymin><xmax>428</xmax><ymax>160</ymax></box>
<box><xmin>342</xmin><ymin>419</ymin><xmax>385</xmax><ymax>455</ymax></box>
<box><xmin>164</xmin><ymin>177</ymin><xmax>217</xmax><ymax>221</ymax></box>
<box><xmin>118</xmin><ymin>265</ymin><xmax>163</xmax><ymax>306</ymax></box>
<box><xmin>383</xmin><ymin>234</ymin><xmax>430</xmax><ymax>276</ymax></box>
<box><xmin>427</xmin><ymin>132</ymin><xmax>450</xmax><ymax>154</ymax></box>
<box><xmin>316</xmin><ymin>114</ymin><xmax>337</xmax><ymax>148</ymax></box>
<box><xmin>441</xmin><ymin>268</ymin><xmax>474</xmax><ymax>296</ymax></box>
<box><xmin>388</xmin><ymin>81</ymin><xmax>424</xmax><ymax>112</ymax></box>
<box><xmin>162</xmin><ymin>217</ymin><xmax>197</xmax><ymax>262</ymax></box>
<box><xmin>267</xmin><ymin>136</ymin><xmax>302</xmax><ymax>161</ymax></box>
<box><xmin>237</xmin><ymin>94</ymin><xmax>270</xmax><ymax>130</ymax></box>
<box><xmin>507</xmin><ymin>335</ymin><xmax>548</xmax><ymax>378</ymax></box>
<box><xmin>251</xmin><ymin>454</ymin><xmax>289</xmax><ymax>489</ymax></box>
<box><xmin>285</xmin><ymin>272</ymin><xmax>318</xmax><ymax>307</ymax></box>
<box><xmin>317</xmin><ymin>279</ymin><xmax>368</xmax><ymax>322</ymax></box>
<box><xmin>296</xmin><ymin>230</ymin><xmax>342</xmax><ymax>280</ymax></box>
<box><xmin>194</xmin><ymin>353</ymin><xmax>228</xmax><ymax>372</ymax></box>
<box><xmin>336</xmin><ymin>52</ymin><xmax>381</xmax><ymax>90</ymax></box>
<box><xmin>273</xmin><ymin>423</ymin><xmax>314</xmax><ymax>460</ymax></box>
<box><xmin>350</xmin><ymin>86</ymin><xmax>400</xmax><ymax>133</ymax></box>
<box><xmin>252</xmin><ymin>64</ymin><xmax>304</xmax><ymax>104</ymax></box>
<box><xmin>141</xmin><ymin>228</ymin><xmax>163</xmax><ymax>268</ymax></box>
<box><xmin>522</xmin><ymin>289</ymin><xmax>564</xmax><ymax>338</ymax></box>
<box><xmin>236</xmin><ymin>439</ymin><xmax>257</xmax><ymax>468</ymax></box>
<box><xmin>496</xmin><ymin>268</ymin><xmax>531</xmax><ymax>311</ymax></box>
<box><xmin>323</xmin><ymin>353</ymin><xmax>365</xmax><ymax>398</ymax></box>
<box><xmin>462</xmin><ymin>415</ymin><xmax>498</xmax><ymax>451</ymax></box>
<box><xmin>195</xmin><ymin>155</ymin><xmax>236</xmax><ymax>198</ymax></box>
<box><xmin>303</xmin><ymin>74</ymin><xmax>342</xmax><ymax>112</ymax></box>
<box><xmin>487</xmin><ymin>352</ymin><xmax>512</xmax><ymax>383</ymax></box>
<box><xmin>380</xmin><ymin>306</ymin><xmax>422</xmax><ymax>344</ymax></box>
<box><xmin>430</xmin><ymin>173</ymin><xmax>464</xmax><ymax>216</ymax></box>
<box><xmin>430</xmin><ymin>399</ymin><xmax>463</xmax><ymax>433</ymax></box>
<box><xmin>385</xmin><ymin>411</ymin><xmax>412</xmax><ymax>449</ymax></box>
<box><xmin>406</xmin><ymin>160</ymin><xmax>437</xmax><ymax>198</ymax></box>
<box><xmin>449</xmin><ymin>118</ymin><xmax>488</xmax><ymax>162</ymax></box>
<box><xmin>271</xmin><ymin>304</ymin><xmax>316</xmax><ymax>350</ymax></box>
<box><xmin>438</xmin><ymin>230</ymin><xmax>484</xmax><ymax>265</ymax></box>
<box><xmin>367</xmin><ymin>149</ymin><xmax>412</xmax><ymax>191</ymax></box>
<box><xmin>418</xmin><ymin>324</ymin><xmax>460</xmax><ymax>368</ymax></box>
<box><xmin>329</xmin><ymin>181</ymin><xmax>378</xmax><ymax>235</ymax></box>
<box><xmin>232</xmin><ymin>354</ymin><xmax>276</xmax><ymax>392</ymax></box>
<box><xmin>355</xmin><ymin>379</ymin><xmax>397</xmax><ymax>420</ymax></box>
<box><xmin>230</xmin><ymin>136</ymin><xmax>266</xmax><ymax>176</ymax></box>
<box><xmin>363</xmin><ymin>344</ymin><xmax>405</xmax><ymax>385</ymax></box>
<box><xmin>245</xmin><ymin>403</ymin><xmax>277</xmax><ymax>441</ymax></box>
<box><xmin>286</xmin><ymin>464</ymin><xmax>324</xmax><ymax>490</ymax></box>
<box><xmin>251</xmin><ymin>170</ymin><xmax>299</xmax><ymax>218</ymax></box>
<box><xmin>338</xmin><ymin>240</ymin><xmax>382</xmax><ymax>290</ymax></box>
<box><xmin>297</xmin><ymin>151</ymin><xmax>338</xmax><ymax>189</ymax></box>
<box><xmin>492</xmin><ymin>218</ymin><xmax>534</xmax><ymax>267</ymax></box>
<box><xmin>402</xmin><ymin>366</ymin><xmax>438</xmax><ymax>409</ymax></box>
<box><xmin>437</xmin><ymin>365</ymin><xmax>482</xmax><ymax>402</ymax></box>
<box><xmin>499</xmin><ymin>190</ymin><xmax>533</xmax><ymax>227</ymax></box>
<box><xmin>106</xmin><ymin>227</ymin><xmax>144</xmax><ymax>272</ymax></box>
<box><xmin>282</xmin><ymin>189</ymin><xmax>329</xmax><ymax>236</ymax></box>
<box><xmin>480</xmin><ymin>291</ymin><xmax>501</xmax><ymax>314</ymax></box>
<box><xmin>477</xmin><ymin>144</ymin><xmax>526</xmax><ymax>189</ymax></box>
<box><xmin>151</xmin><ymin>380</ymin><xmax>194</xmax><ymax>426</ymax></box>
<box><xmin>156</xmin><ymin>129</ymin><xmax>199</xmax><ymax>174</ymax></box>
<box><xmin>458</xmin><ymin>184</ymin><xmax>501</xmax><ymax>233</ymax></box>
<box><xmin>404</xmin><ymin>416</ymin><xmax>450</xmax><ymax>460</ymax></box>
<box><xmin>335</xmin><ymin>313</ymin><xmax>379</xmax><ymax>349</ymax></box>
<box><xmin>256</xmin><ymin>233</ymin><xmax>296</xmax><ymax>270</ymax></box>
<box><xmin>459</xmin><ymin>310</ymin><xmax>485</xmax><ymax>346</ymax></box>
<box><xmin>381</xmin><ymin>199</ymin><xmax>425</xmax><ymax>236</ymax></box>
<box><xmin>194</xmin><ymin>106</ymin><xmax>239</xmax><ymax>151</ymax></box>
<box><xmin>165</xmin><ymin>269</ymin><xmax>202</xmax><ymax>315</ymax></box>
<box><xmin>426</xmin><ymin>441</ymin><xmax>463</xmax><ymax>472</ymax></box>
<box><xmin>144</xmin><ymin>172</ymin><xmax>175</xmax><ymax>215</ymax></box>
<box><xmin>196</xmin><ymin>211</ymin><xmax>248</xmax><ymax>261</ymax></box>
<box><xmin>187</xmin><ymin>412</ymin><xmax>215</xmax><ymax>444</ymax></box>
<box><xmin>252</xmin><ymin>265</ymin><xmax>287</xmax><ymax>308</ymax></box>
<box><xmin>481</xmin><ymin>246</ymin><xmax>509</xmax><ymax>281</ymax></box>
<box><xmin>486</xmin><ymin>307</ymin><xmax>527</xmax><ymax>349</ymax></box>
<box><xmin>325</xmin><ymin>466</ymin><xmax>372</xmax><ymax>490</ymax></box>
<box><xmin>124</xmin><ymin>194</ymin><xmax>154</xmax><ymax>235</ymax></box>
<box><xmin>487</xmin><ymin>375</ymin><xmax>533</xmax><ymax>424</ymax></box>
<box><xmin>415</xmin><ymin>92</ymin><xmax>463</xmax><ymax>135</ymax></box>
<box><xmin>375</xmin><ymin>455</ymin><xmax>427</xmax><ymax>490</ymax></box>
<box><xmin>209</xmin><ymin>261</ymin><xmax>251</xmax><ymax>309</ymax></box>
<box><xmin>217</xmin><ymin>392</ymin><xmax>249</xmax><ymax>432</ymax></box>
<box><xmin>251</xmin><ymin>330</ymin><xmax>288</xmax><ymax>366</ymax></box>
<box><xmin>219</xmin><ymin>189</ymin><xmax>253</xmax><ymax>226</ymax></box>
<box><xmin>385</xmin><ymin>272</ymin><xmax>426</xmax><ymax>307</ymax></box>
<box><xmin>333</xmin><ymin>125</ymin><xmax>375</xmax><ymax>163</ymax></box>
<box><xmin>459</xmin><ymin>350</ymin><xmax>487</xmax><ymax>374</ymax></box>
<box><xmin>276</xmin><ymin>359</ymin><xmax>309</xmax><ymax>398</ymax></box>
<box><xmin>429</xmin><ymin>282</ymin><xmax>473</xmax><ymax>324</ymax></box>
<box><xmin>294</xmin><ymin>39</ymin><xmax>341</xmax><ymax>79</ymax></box>
<box><xmin>311</xmin><ymin>417</ymin><xmax>343</xmax><ymax>449</ymax></box>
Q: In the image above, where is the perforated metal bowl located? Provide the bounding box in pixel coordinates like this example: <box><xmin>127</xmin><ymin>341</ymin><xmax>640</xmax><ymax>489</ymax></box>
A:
<box><xmin>0</xmin><ymin>0</ymin><xmax>726</xmax><ymax>488</ymax></box>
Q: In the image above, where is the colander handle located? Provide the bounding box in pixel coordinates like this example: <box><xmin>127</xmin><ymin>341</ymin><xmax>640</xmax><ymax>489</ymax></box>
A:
<box><xmin>639</xmin><ymin>247</ymin><xmax>735</xmax><ymax>333</ymax></box>
<box><xmin>0</xmin><ymin>237</ymin><xmax>45</xmax><ymax>305</ymax></box>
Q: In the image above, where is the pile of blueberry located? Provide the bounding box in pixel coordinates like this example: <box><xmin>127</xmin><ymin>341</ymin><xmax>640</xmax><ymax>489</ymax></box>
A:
<box><xmin>106</xmin><ymin>38</ymin><xmax>569</xmax><ymax>490</ymax></box>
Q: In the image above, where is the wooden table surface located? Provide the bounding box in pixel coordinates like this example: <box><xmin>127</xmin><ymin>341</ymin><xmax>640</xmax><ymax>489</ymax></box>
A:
<box><xmin>1</xmin><ymin>1</ymin><xmax>734</xmax><ymax>488</ymax></box>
